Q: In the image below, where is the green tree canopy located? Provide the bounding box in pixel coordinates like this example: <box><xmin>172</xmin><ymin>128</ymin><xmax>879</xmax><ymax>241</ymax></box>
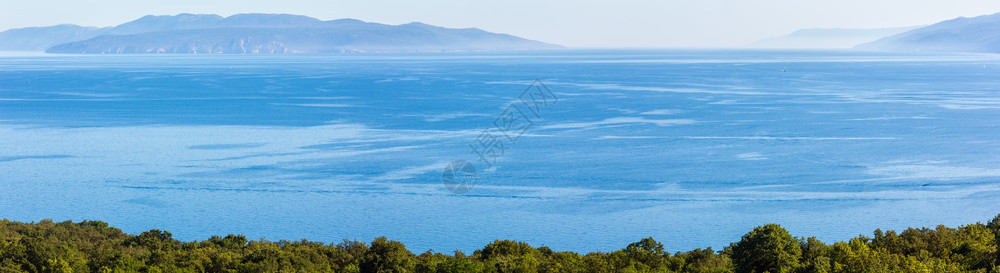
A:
<box><xmin>1</xmin><ymin>214</ymin><xmax>999</xmax><ymax>273</ymax></box>
<box><xmin>729</xmin><ymin>224</ymin><xmax>801</xmax><ymax>273</ymax></box>
<box><xmin>360</xmin><ymin>236</ymin><xmax>416</xmax><ymax>273</ymax></box>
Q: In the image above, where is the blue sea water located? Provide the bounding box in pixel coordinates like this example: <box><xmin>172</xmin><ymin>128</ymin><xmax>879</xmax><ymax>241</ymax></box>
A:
<box><xmin>2</xmin><ymin>49</ymin><xmax>1000</xmax><ymax>253</ymax></box>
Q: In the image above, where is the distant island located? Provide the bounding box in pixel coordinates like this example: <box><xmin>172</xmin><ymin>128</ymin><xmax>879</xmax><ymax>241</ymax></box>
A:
<box><xmin>749</xmin><ymin>11</ymin><xmax>1000</xmax><ymax>54</ymax></box>
<box><xmin>856</xmin><ymin>12</ymin><xmax>1000</xmax><ymax>54</ymax></box>
<box><xmin>1</xmin><ymin>214</ymin><xmax>998</xmax><ymax>272</ymax></box>
<box><xmin>0</xmin><ymin>13</ymin><xmax>563</xmax><ymax>54</ymax></box>
<box><xmin>747</xmin><ymin>26</ymin><xmax>920</xmax><ymax>49</ymax></box>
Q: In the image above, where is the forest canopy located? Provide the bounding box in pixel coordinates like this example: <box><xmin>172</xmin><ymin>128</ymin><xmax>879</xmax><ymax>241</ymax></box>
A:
<box><xmin>1</xmin><ymin>213</ymin><xmax>999</xmax><ymax>273</ymax></box>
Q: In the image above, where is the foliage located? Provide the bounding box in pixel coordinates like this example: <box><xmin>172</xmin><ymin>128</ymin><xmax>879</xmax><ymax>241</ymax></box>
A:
<box><xmin>0</xmin><ymin>213</ymin><xmax>998</xmax><ymax>272</ymax></box>
<box><xmin>729</xmin><ymin>224</ymin><xmax>801</xmax><ymax>273</ymax></box>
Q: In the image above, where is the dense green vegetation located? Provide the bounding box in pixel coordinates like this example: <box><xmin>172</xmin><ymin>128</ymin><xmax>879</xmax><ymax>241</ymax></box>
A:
<box><xmin>1</xmin><ymin>214</ymin><xmax>999</xmax><ymax>273</ymax></box>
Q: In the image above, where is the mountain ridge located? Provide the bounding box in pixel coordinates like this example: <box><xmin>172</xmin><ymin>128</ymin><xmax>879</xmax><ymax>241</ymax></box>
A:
<box><xmin>0</xmin><ymin>24</ymin><xmax>110</xmax><ymax>51</ymax></box>
<box><xmin>855</xmin><ymin>12</ymin><xmax>1000</xmax><ymax>53</ymax></box>
<box><xmin>747</xmin><ymin>26</ymin><xmax>920</xmax><ymax>49</ymax></box>
<box><xmin>0</xmin><ymin>13</ymin><xmax>563</xmax><ymax>54</ymax></box>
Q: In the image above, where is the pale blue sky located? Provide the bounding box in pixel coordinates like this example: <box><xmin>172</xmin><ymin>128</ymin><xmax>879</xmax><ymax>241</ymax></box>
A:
<box><xmin>2</xmin><ymin>0</ymin><xmax>999</xmax><ymax>48</ymax></box>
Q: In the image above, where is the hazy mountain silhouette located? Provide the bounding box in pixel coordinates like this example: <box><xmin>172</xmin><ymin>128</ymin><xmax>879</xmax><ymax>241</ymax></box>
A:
<box><xmin>748</xmin><ymin>26</ymin><xmax>919</xmax><ymax>49</ymax></box>
<box><xmin>856</xmin><ymin>12</ymin><xmax>1000</xmax><ymax>53</ymax></box>
<box><xmin>0</xmin><ymin>13</ymin><xmax>563</xmax><ymax>53</ymax></box>
<box><xmin>0</xmin><ymin>24</ymin><xmax>109</xmax><ymax>51</ymax></box>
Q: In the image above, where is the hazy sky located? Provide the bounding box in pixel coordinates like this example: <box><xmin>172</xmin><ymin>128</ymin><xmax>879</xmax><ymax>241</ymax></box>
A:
<box><xmin>2</xmin><ymin>0</ymin><xmax>999</xmax><ymax>48</ymax></box>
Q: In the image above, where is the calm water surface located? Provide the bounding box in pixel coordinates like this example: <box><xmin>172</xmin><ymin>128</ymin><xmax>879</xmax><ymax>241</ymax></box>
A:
<box><xmin>1</xmin><ymin>50</ymin><xmax>1000</xmax><ymax>252</ymax></box>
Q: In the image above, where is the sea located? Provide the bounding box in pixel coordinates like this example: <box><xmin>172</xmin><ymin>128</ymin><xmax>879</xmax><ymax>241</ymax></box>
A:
<box><xmin>1</xmin><ymin>49</ymin><xmax>1000</xmax><ymax>253</ymax></box>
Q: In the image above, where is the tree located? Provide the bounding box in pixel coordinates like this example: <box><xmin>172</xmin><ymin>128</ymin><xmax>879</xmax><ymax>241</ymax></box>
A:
<box><xmin>208</xmin><ymin>234</ymin><xmax>248</xmax><ymax>250</ymax></box>
<box><xmin>676</xmin><ymin>247</ymin><xmax>732</xmax><ymax>273</ymax></box>
<box><xmin>538</xmin><ymin>251</ymin><xmax>582</xmax><ymax>273</ymax></box>
<box><xmin>434</xmin><ymin>257</ymin><xmax>482</xmax><ymax>273</ymax></box>
<box><xmin>624</xmin><ymin>237</ymin><xmax>670</xmax><ymax>270</ymax></box>
<box><xmin>828</xmin><ymin>238</ymin><xmax>893</xmax><ymax>273</ymax></box>
<box><xmin>988</xmin><ymin>213</ymin><xmax>1000</xmax><ymax>267</ymax></box>
<box><xmin>476</xmin><ymin>240</ymin><xmax>540</xmax><ymax>273</ymax></box>
<box><xmin>729</xmin><ymin>224</ymin><xmax>802</xmax><ymax>273</ymax></box>
<box><xmin>123</xmin><ymin>229</ymin><xmax>177</xmax><ymax>251</ymax></box>
<box><xmin>625</xmin><ymin>237</ymin><xmax>665</xmax><ymax>257</ymax></box>
<box><xmin>478</xmin><ymin>240</ymin><xmax>535</xmax><ymax>260</ymax></box>
<box><xmin>1</xmin><ymin>215</ymin><xmax>1000</xmax><ymax>273</ymax></box>
<box><xmin>360</xmin><ymin>236</ymin><xmax>415</xmax><ymax>273</ymax></box>
<box><xmin>415</xmin><ymin>250</ymin><xmax>450</xmax><ymax>273</ymax></box>
<box><xmin>798</xmin><ymin>237</ymin><xmax>830</xmax><ymax>273</ymax></box>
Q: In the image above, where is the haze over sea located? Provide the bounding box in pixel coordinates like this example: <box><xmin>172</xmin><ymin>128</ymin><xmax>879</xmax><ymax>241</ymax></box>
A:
<box><xmin>2</xmin><ymin>49</ymin><xmax>1000</xmax><ymax>252</ymax></box>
